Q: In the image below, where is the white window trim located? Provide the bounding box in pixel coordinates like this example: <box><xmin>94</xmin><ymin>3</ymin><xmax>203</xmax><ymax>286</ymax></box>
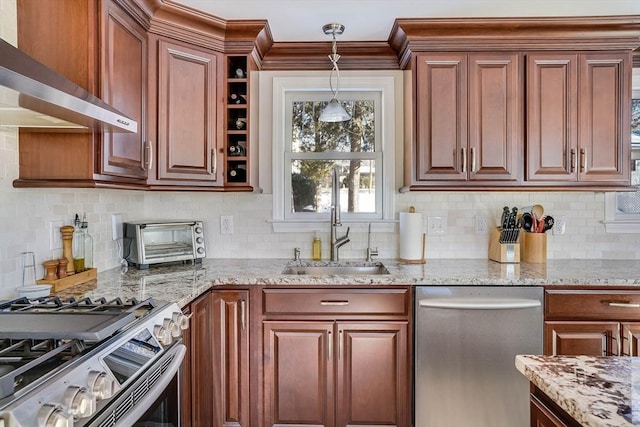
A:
<box><xmin>603</xmin><ymin>191</ymin><xmax>640</xmax><ymax>233</ymax></box>
<box><xmin>267</xmin><ymin>72</ymin><xmax>400</xmax><ymax>233</ymax></box>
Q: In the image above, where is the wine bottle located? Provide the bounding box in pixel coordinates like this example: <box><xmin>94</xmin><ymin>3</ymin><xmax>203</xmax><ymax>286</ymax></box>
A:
<box><xmin>228</xmin><ymin>164</ymin><xmax>247</xmax><ymax>181</ymax></box>
<box><xmin>235</xmin><ymin>118</ymin><xmax>246</xmax><ymax>130</ymax></box>
<box><xmin>229</xmin><ymin>144</ymin><xmax>246</xmax><ymax>156</ymax></box>
<box><xmin>229</xmin><ymin>93</ymin><xmax>246</xmax><ymax>104</ymax></box>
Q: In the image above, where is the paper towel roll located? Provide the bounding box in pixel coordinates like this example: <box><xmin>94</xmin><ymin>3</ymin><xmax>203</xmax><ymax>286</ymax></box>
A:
<box><xmin>399</xmin><ymin>211</ymin><xmax>425</xmax><ymax>262</ymax></box>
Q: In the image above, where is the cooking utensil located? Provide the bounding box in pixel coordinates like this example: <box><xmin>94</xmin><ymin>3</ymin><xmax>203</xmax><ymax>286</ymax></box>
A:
<box><xmin>532</xmin><ymin>204</ymin><xmax>544</xmax><ymax>219</ymax></box>
<box><xmin>521</xmin><ymin>212</ymin><xmax>534</xmax><ymax>232</ymax></box>
<box><xmin>543</xmin><ymin>216</ymin><xmax>554</xmax><ymax>232</ymax></box>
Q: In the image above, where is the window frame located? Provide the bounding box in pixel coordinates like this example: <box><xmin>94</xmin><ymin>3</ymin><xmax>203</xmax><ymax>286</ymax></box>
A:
<box><xmin>268</xmin><ymin>72</ymin><xmax>400</xmax><ymax>233</ymax></box>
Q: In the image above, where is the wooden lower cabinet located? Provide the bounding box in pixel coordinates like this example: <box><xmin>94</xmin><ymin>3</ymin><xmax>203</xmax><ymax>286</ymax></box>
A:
<box><xmin>530</xmin><ymin>388</ymin><xmax>580</xmax><ymax>427</ymax></box>
<box><xmin>544</xmin><ymin>289</ymin><xmax>640</xmax><ymax>357</ymax></box>
<box><xmin>189</xmin><ymin>291</ymin><xmax>215</xmax><ymax>426</ymax></box>
<box><xmin>211</xmin><ymin>290</ymin><xmax>250</xmax><ymax>427</ymax></box>
<box><xmin>262</xmin><ymin>287</ymin><xmax>411</xmax><ymax>427</ymax></box>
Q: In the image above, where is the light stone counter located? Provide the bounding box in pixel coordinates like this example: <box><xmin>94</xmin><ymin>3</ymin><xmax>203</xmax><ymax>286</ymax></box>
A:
<box><xmin>516</xmin><ymin>355</ymin><xmax>640</xmax><ymax>427</ymax></box>
<box><xmin>55</xmin><ymin>258</ymin><xmax>640</xmax><ymax>308</ymax></box>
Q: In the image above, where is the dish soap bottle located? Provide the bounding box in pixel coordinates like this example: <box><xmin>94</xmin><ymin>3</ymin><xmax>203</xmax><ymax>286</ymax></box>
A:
<box><xmin>312</xmin><ymin>234</ymin><xmax>322</xmax><ymax>261</ymax></box>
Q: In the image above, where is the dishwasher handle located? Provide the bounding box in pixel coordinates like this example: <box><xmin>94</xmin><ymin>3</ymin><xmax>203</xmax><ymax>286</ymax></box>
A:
<box><xmin>419</xmin><ymin>297</ymin><xmax>541</xmax><ymax>310</ymax></box>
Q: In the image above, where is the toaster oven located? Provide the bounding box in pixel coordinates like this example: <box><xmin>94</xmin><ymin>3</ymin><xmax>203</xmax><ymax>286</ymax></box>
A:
<box><xmin>123</xmin><ymin>220</ymin><xmax>206</xmax><ymax>269</ymax></box>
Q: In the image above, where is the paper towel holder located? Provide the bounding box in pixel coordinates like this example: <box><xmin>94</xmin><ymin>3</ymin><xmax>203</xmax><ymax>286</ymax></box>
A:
<box><xmin>398</xmin><ymin>206</ymin><xmax>426</xmax><ymax>264</ymax></box>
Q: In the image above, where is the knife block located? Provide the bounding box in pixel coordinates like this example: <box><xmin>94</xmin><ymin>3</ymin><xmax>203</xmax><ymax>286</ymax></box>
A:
<box><xmin>488</xmin><ymin>227</ymin><xmax>520</xmax><ymax>263</ymax></box>
<box><xmin>521</xmin><ymin>232</ymin><xmax>547</xmax><ymax>263</ymax></box>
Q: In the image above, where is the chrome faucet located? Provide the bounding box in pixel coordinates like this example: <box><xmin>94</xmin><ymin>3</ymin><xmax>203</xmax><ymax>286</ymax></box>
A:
<box><xmin>365</xmin><ymin>222</ymin><xmax>378</xmax><ymax>262</ymax></box>
<box><xmin>330</xmin><ymin>166</ymin><xmax>350</xmax><ymax>261</ymax></box>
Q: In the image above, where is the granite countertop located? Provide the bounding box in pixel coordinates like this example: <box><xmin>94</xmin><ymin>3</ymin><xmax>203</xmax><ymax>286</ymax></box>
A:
<box><xmin>516</xmin><ymin>355</ymin><xmax>640</xmax><ymax>427</ymax></box>
<box><xmin>55</xmin><ymin>258</ymin><xmax>640</xmax><ymax>308</ymax></box>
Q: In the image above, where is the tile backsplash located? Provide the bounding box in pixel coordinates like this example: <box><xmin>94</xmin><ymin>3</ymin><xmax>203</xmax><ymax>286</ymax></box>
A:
<box><xmin>2</xmin><ymin>120</ymin><xmax>639</xmax><ymax>299</ymax></box>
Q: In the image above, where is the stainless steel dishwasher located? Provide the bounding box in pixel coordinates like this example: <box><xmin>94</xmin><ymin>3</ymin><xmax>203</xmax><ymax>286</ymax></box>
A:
<box><xmin>414</xmin><ymin>286</ymin><xmax>543</xmax><ymax>427</ymax></box>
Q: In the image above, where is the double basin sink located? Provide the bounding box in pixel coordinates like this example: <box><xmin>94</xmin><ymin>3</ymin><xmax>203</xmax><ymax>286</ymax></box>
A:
<box><xmin>281</xmin><ymin>261</ymin><xmax>389</xmax><ymax>276</ymax></box>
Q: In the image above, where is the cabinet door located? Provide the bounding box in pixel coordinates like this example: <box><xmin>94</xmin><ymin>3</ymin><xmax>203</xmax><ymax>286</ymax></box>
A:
<box><xmin>263</xmin><ymin>321</ymin><xmax>335</xmax><ymax>427</ymax></box>
<box><xmin>415</xmin><ymin>53</ymin><xmax>468</xmax><ymax>181</ymax></box>
<box><xmin>621</xmin><ymin>322</ymin><xmax>640</xmax><ymax>356</ymax></box>
<box><xmin>468</xmin><ymin>53</ymin><xmax>521</xmax><ymax>181</ymax></box>
<box><xmin>530</xmin><ymin>394</ymin><xmax>571</xmax><ymax>427</ymax></box>
<box><xmin>155</xmin><ymin>39</ymin><xmax>222</xmax><ymax>183</ymax></box>
<box><xmin>212</xmin><ymin>290</ymin><xmax>250</xmax><ymax>427</ymax></box>
<box><xmin>100</xmin><ymin>1</ymin><xmax>147</xmax><ymax>179</ymax></box>
<box><xmin>526</xmin><ymin>53</ymin><xmax>578</xmax><ymax>181</ymax></box>
<box><xmin>336</xmin><ymin>322</ymin><xmax>409</xmax><ymax>427</ymax></box>
<box><xmin>544</xmin><ymin>321</ymin><xmax>619</xmax><ymax>356</ymax></box>
<box><xmin>578</xmin><ymin>52</ymin><xmax>630</xmax><ymax>183</ymax></box>
<box><xmin>190</xmin><ymin>292</ymin><xmax>215</xmax><ymax>426</ymax></box>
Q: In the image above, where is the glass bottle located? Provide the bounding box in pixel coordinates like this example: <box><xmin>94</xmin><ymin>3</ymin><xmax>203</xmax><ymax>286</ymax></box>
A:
<box><xmin>312</xmin><ymin>233</ymin><xmax>322</xmax><ymax>261</ymax></box>
<box><xmin>72</xmin><ymin>214</ymin><xmax>85</xmax><ymax>272</ymax></box>
<box><xmin>81</xmin><ymin>214</ymin><xmax>93</xmax><ymax>269</ymax></box>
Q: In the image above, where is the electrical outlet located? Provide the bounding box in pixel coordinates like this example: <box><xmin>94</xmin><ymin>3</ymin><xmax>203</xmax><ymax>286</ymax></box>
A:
<box><xmin>49</xmin><ymin>221</ymin><xmax>64</xmax><ymax>250</ymax></box>
<box><xmin>221</xmin><ymin>215</ymin><xmax>234</xmax><ymax>235</ymax></box>
<box><xmin>474</xmin><ymin>215</ymin><xmax>489</xmax><ymax>234</ymax></box>
<box><xmin>427</xmin><ymin>216</ymin><xmax>447</xmax><ymax>235</ymax></box>
<box><xmin>553</xmin><ymin>215</ymin><xmax>566</xmax><ymax>235</ymax></box>
<box><xmin>111</xmin><ymin>214</ymin><xmax>123</xmax><ymax>240</ymax></box>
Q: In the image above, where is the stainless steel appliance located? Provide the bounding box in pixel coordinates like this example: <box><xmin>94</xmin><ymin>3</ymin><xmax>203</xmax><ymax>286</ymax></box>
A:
<box><xmin>123</xmin><ymin>221</ymin><xmax>206</xmax><ymax>269</ymax></box>
<box><xmin>0</xmin><ymin>296</ymin><xmax>189</xmax><ymax>427</ymax></box>
<box><xmin>414</xmin><ymin>286</ymin><xmax>543</xmax><ymax>427</ymax></box>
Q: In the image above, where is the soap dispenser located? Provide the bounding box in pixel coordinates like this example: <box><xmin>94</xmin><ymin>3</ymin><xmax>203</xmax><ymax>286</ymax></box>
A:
<box><xmin>312</xmin><ymin>233</ymin><xmax>322</xmax><ymax>261</ymax></box>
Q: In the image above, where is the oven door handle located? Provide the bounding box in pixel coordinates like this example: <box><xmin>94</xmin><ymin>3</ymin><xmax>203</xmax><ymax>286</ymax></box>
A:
<box><xmin>113</xmin><ymin>343</ymin><xmax>186</xmax><ymax>427</ymax></box>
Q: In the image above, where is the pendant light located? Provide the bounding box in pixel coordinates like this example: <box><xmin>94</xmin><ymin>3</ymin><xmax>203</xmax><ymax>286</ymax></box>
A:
<box><xmin>319</xmin><ymin>23</ymin><xmax>351</xmax><ymax>122</ymax></box>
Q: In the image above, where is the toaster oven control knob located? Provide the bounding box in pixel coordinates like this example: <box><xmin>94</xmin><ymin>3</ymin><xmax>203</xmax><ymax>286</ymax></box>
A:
<box><xmin>163</xmin><ymin>318</ymin><xmax>181</xmax><ymax>337</ymax></box>
<box><xmin>154</xmin><ymin>324</ymin><xmax>173</xmax><ymax>346</ymax></box>
<box><xmin>196</xmin><ymin>236</ymin><xmax>204</xmax><ymax>244</ymax></box>
<box><xmin>197</xmin><ymin>247</ymin><xmax>205</xmax><ymax>254</ymax></box>
<box><xmin>64</xmin><ymin>386</ymin><xmax>96</xmax><ymax>419</ymax></box>
<box><xmin>37</xmin><ymin>404</ymin><xmax>73</xmax><ymax>427</ymax></box>
<box><xmin>172</xmin><ymin>312</ymin><xmax>191</xmax><ymax>330</ymax></box>
<box><xmin>195</xmin><ymin>226</ymin><xmax>203</xmax><ymax>233</ymax></box>
<box><xmin>87</xmin><ymin>371</ymin><xmax>115</xmax><ymax>400</ymax></box>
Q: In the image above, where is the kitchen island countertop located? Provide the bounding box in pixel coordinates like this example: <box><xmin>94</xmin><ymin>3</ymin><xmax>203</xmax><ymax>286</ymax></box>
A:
<box><xmin>55</xmin><ymin>258</ymin><xmax>640</xmax><ymax>308</ymax></box>
<box><xmin>516</xmin><ymin>354</ymin><xmax>640</xmax><ymax>427</ymax></box>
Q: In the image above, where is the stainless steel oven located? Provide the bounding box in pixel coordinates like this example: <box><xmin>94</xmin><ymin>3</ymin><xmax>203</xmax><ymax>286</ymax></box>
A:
<box><xmin>0</xmin><ymin>297</ymin><xmax>189</xmax><ymax>427</ymax></box>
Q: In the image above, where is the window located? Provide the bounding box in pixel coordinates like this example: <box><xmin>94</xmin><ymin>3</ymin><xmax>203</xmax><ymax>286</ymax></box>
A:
<box><xmin>266</xmin><ymin>72</ymin><xmax>400</xmax><ymax>232</ymax></box>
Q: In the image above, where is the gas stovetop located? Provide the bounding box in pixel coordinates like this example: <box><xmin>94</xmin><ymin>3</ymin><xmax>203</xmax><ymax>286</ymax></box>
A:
<box><xmin>0</xmin><ymin>296</ymin><xmax>158</xmax><ymax>401</ymax></box>
<box><xmin>0</xmin><ymin>295</ymin><xmax>187</xmax><ymax>427</ymax></box>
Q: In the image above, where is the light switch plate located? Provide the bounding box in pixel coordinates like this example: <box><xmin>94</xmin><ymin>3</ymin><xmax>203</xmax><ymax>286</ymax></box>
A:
<box><xmin>221</xmin><ymin>215</ymin><xmax>234</xmax><ymax>235</ymax></box>
<box><xmin>49</xmin><ymin>221</ymin><xmax>64</xmax><ymax>250</ymax></box>
<box><xmin>111</xmin><ymin>214</ymin><xmax>123</xmax><ymax>240</ymax></box>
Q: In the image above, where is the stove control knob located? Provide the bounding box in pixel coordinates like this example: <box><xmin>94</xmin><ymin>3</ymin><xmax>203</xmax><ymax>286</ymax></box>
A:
<box><xmin>87</xmin><ymin>371</ymin><xmax>116</xmax><ymax>400</ymax></box>
<box><xmin>172</xmin><ymin>312</ymin><xmax>191</xmax><ymax>330</ymax></box>
<box><xmin>163</xmin><ymin>318</ymin><xmax>181</xmax><ymax>337</ymax></box>
<box><xmin>64</xmin><ymin>385</ymin><xmax>96</xmax><ymax>419</ymax></box>
<box><xmin>37</xmin><ymin>404</ymin><xmax>73</xmax><ymax>427</ymax></box>
<box><xmin>154</xmin><ymin>324</ymin><xmax>173</xmax><ymax>346</ymax></box>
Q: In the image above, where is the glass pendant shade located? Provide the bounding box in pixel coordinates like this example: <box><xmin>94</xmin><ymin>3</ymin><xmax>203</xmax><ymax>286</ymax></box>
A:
<box><xmin>319</xmin><ymin>98</ymin><xmax>351</xmax><ymax>122</ymax></box>
<box><xmin>319</xmin><ymin>23</ymin><xmax>351</xmax><ymax>123</ymax></box>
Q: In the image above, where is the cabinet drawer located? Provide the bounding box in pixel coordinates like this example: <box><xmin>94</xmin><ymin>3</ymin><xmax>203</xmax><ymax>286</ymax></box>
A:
<box><xmin>546</xmin><ymin>290</ymin><xmax>640</xmax><ymax>321</ymax></box>
<box><xmin>263</xmin><ymin>288</ymin><xmax>409</xmax><ymax>317</ymax></box>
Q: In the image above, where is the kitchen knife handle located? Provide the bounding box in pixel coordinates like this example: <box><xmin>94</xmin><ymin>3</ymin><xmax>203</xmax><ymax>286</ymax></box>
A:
<box><xmin>470</xmin><ymin>147</ymin><xmax>476</xmax><ymax>173</ymax></box>
<box><xmin>580</xmin><ymin>148</ymin><xmax>586</xmax><ymax>172</ymax></box>
<box><xmin>570</xmin><ymin>148</ymin><xmax>576</xmax><ymax>172</ymax></box>
<box><xmin>211</xmin><ymin>149</ymin><xmax>217</xmax><ymax>175</ymax></box>
<box><xmin>327</xmin><ymin>330</ymin><xmax>332</xmax><ymax>360</ymax></box>
<box><xmin>461</xmin><ymin>147</ymin><xmax>467</xmax><ymax>173</ymax></box>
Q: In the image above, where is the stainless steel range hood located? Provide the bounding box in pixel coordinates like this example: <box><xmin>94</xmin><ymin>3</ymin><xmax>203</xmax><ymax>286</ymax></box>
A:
<box><xmin>0</xmin><ymin>38</ymin><xmax>137</xmax><ymax>132</ymax></box>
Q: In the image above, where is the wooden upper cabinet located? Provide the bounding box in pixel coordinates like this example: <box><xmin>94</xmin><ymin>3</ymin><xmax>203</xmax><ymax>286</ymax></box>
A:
<box><xmin>147</xmin><ymin>37</ymin><xmax>223</xmax><ymax>186</ymax></box>
<box><xmin>101</xmin><ymin>1</ymin><xmax>147</xmax><ymax>180</ymax></box>
<box><xmin>414</xmin><ymin>52</ymin><xmax>520</xmax><ymax>184</ymax></box>
<box><xmin>14</xmin><ymin>0</ymin><xmax>148</xmax><ymax>188</ymax></box>
<box><xmin>527</xmin><ymin>52</ymin><xmax>630</xmax><ymax>184</ymax></box>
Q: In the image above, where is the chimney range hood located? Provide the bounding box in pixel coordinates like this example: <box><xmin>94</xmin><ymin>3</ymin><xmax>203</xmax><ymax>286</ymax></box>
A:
<box><xmin>0</xmin><ymin>38</ymin><xmax>137</xmax><ymax>132</ymax></box>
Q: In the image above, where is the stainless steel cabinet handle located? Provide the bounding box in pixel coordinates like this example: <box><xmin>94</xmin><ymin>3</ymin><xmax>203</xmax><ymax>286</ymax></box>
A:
<box><xmin>327</xmin><ymin>330</ymin><xmax>332</xmax><ymax>360</ymax></box>
<box><xmin>607</xmin><ymin>302</ymin><xmax>640</xmax><ymax>308</ymax></box>
<box><xmin>338</xmin><ymin>330</ymin><xmax>343</xmax><ymax>360</ymax></box>
<box><xmin>580</xmin><ymin>148</ymin><xmax>587</xmax><ymax>172</ymax></box>
<box><xmin>144</xmin><ymin>141</ymin><xmax>153</xmax><ymax>171</ymax></box>
<box><xmin>627</xmin><ymin>329</ymin><xmax>634</xmax><ymax>357</ymax></box>
<box><xmin>211</xmin><ymin>149</ymin><xmax>217</xmax><ymax>175</ymax></box>
<box><xmin>320</xmin><ymin>301</ymin><xmax>349</xmax><ymax>306</ymax></box>
<box><xmin>470</xmin><ymin>147</ymin><xmax>476</xmax><ymax>173</ymax></box>
<box><xmin>570</xmin><ymin>148</ymin><xmax>576</xmax><ymax>172</ymax></box>
<box><xmin>461</xmin><ymin>147</ymin><xmax>467</xmax><ymax>173</ymax></box>
<box><xmin>240</xmin><ymin>299</ymin><xmax>246</xmax><ymax>330</ymax></box>
<box><xmin>602</xmin><ymin>333</ymin><xmax>609</xmax><ymax>356</ymax></box>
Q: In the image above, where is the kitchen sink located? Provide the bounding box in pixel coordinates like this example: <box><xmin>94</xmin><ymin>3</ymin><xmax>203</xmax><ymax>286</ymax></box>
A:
<box><xmin>281</xmin><ymin>262</ymin><xmax>390</xmax><ymax>276</ymax></box>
